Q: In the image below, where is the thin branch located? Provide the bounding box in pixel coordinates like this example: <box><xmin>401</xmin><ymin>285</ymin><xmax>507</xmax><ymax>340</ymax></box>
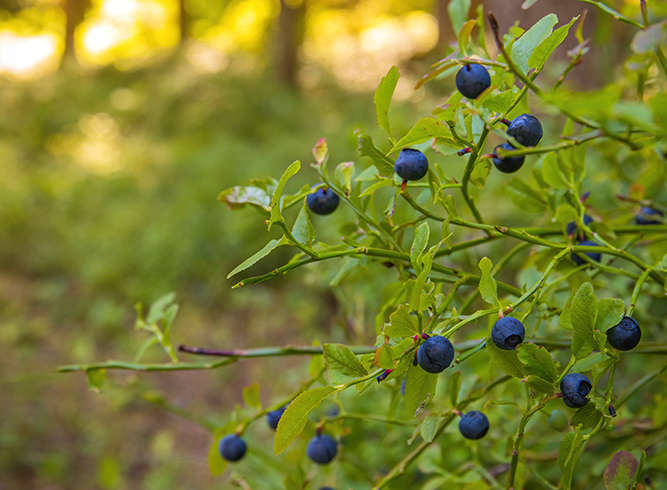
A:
<box><xmin>177</xmin><ymin>344</ymin><xmax>375</xmax><ymax>357</ymax></box>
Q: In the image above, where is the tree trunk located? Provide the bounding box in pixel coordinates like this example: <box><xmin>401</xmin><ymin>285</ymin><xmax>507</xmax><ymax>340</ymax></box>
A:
<box><xmin>61</xmin><ymin>0</ymin><xmax>89</xmax><ymax>68</ymax></box>
<box><xmin>276</xmin><ymin>0</ymin><xmax>306</xmax><ymax>88</ymax></box>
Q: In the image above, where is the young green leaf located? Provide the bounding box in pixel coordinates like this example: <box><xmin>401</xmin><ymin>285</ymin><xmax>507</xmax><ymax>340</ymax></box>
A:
<box><xmin>374</xmin><ymin>343</ymin><xmax>394</xmax><ymax>369</ymax></box>
<box><xmin>571</xmin><ymin>403</ymin><xmax>602</xmax><ymax>430</ymax></box>
<box><xmin>517</xmin><ymin>343</ymin><xmax>558</xmax><ymax>382</ymax></box>
<box><xmin>208</xmin><ymin>438</ymin><xmax>227</xmax><ymax>476</ymax></box>
<box><xmin>420</xmin><ymin>414</ymin><xmax>439</xmax><ymax>442</ymax></box>
<box><xmin>529</xmin><ymin>16</ymin><xmax>579</xmax><ymax>71</ymax></box>
<box><xmin>86</xmin><ymin>368</ymin><xmax>106</xmax><ymax>392</ymax></box>
<box><xmin>269</xmin><ymin>160</ymin><xmax>301</xmax><ymax>226</ymax></box>
<box><xmin>385</xmin><ymin>305</ymin><xmax>419</xmax><ymax>338</ymax></box>
<box><xmin>334</xmin><ymin>161</ymin><xmax>355</xmax><ymax>195</ymax></box>
<box><xmin>512</xmin><ymin>14</ymin><xmax>559</xmax><ymax>74</ymax></box>
<box><xmin>291</xmin><ymin>203</ymin><xmax>315</xmax><ymax>246</ymax></box>
<box><xmin>375</xmin><ymin>66</ymin><xmax>399</xmax><ymax>138</ymax></box>
<box><xmin>478</xmin><ymin>257</ymin><xmax>498</xmax><ymax>306</ymax></box>
<box><xmin>274</xmin><ymin>386</ymin><xmax>336</xmax><ymax>454</ymax></box>
<box><xmin>486</xmin><ymin>339</ymin><xmax>525</xmax><ymax>378</ymax></box>
<box><xmin>389</xmin><ymin>117</ymin><xmax>453</xmax><ymax>153</ymax></box>
<box><xmin>227</xmin><ymin>237</ymin><xmax>287</xmax><ymax>279</ymax></box>
<box><xmin>323</xmin><ymin>343</ymin><xmax>368</xmax><ymax>381</ymax></box>
<box><xmin>404</xmin><ymin>364</ymin><xmax>438</xmax><ymax>417</ymax></box>
<box><xmin>458</xmin><ymin>19</ymin><xmax>477</xmax><ymax>56</ymax></box>
<box><xmin>570</xmin><ymin>282</ymin><xmax>598</xmax><ymax>359</ymax></box>
<box><xmin>357</xmin><ymin>132</ymin><xmax>395</xmax><ymax>176</ymax></box>
<box><xmin>242</xmin><ymin>382</ymin><xmax>261</xmax><ymax>409</ymax></box>
<box><xmin>448</xmin><ymin>0</ymin><xmax>471</xmax><ymax>35</ymax></box>
<box><xmin>410</xmin><ymin>222</ymin><xmax>430</xmax><ymax>271</ymax></box>
<box><xmin>595</xmin><ymin>298</ymin><xmax>625</xmax><ymax>332</ymax></box>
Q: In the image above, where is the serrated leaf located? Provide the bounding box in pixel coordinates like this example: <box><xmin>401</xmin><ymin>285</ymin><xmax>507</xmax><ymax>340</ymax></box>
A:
<box><xmin>227</xmin><ymin>237</ymin><xmax>287</xmax><ymax>279</ymax></box>
<box><xmin>512</xmin><ymin>14</ymin><xmax>559</xmax><ymax>74</ymax></box>
<box><xmin>274</xmin><ymin>386</ymin><xmax>336</xmax><ymax>454</ymax></box>
<box><xmin>292</xmin><ymin>203</ymin><xmax>315</xmax><ymax>246</ymax></box>
<box><xmin>357</xmin><ymin>133</ymin><xmax>395</xmax><ymax>176</ymax></box>
<box><xmin>571</xmin><ymin>282</ymin><xmax>598</xmax><ymax>359</ymax></box>
<box><xmin>218</xmin><ymin>185</ymin><xmax>272</xmax><ymax>213</ymax></box>
<box><xmin>595</xmin><ymin>298</ymin><xmax>625</xmax><ymax>332</ymax></box>
<box><xmin>323</xmin><ymin>343</ymin><xmax>368</xmax><ymax>383</ymax></box>
<box><xmin>86</xmin><ymin>368</ymin><xmax>106</xmax><ymax>392</ymax></box>
<box><xmin>478</xmin><ymin>257</ymin><xmax>498</xmax><ymax>306</ymax></box>
<box><xmin>242</xmin><ymin>382</ymin><xmax>261</xmax><ymax>409</ymax></box>
<box><xmin>517</xmin><ymin>343</ymin><xmax>558</xmax><ymax>382</ymax></box>
<box><xmin>375</xmin><ymin>343</ymin><xmax>394</xmax><ymax>369</ymax></box>
<box><xmin>390</xmin><ymin>117</ymin><xmax>452</xmax><ymax>153</ymax></box>
<box><xmin>410</xmin><ymin>222</ymin><xmax>430</xmax><ymax>271</ymax></box>
<box><xmin>386</xmin><ymin>305</ymin><xmax>419</xmax><ymax>338</ymax></box>
<box><xmin>487</xmin><ymin>339</ymin><xmax>525</xmax><ymax>378</ymax></box>
<box><xmin>421</xmin><ymin>414</ymin><xmax>439</xmax><ymax>442</ymax></box>
<box><xmin>375</xmin><ymin>66</ymin><xmax>399</xmax><ymax>137</ymax></box>
<box><xmin>405</xmin><ymin>365</ymin><xmax>438</xmax><ymax>417</ymax></box>
<box><xmin>571</xmin><ymin>403</ymin><xmax>602</xmax><ymax>429</ymax></box>
<box><xmin>529</xmin><ymin>16</ymin><xmax>579</xmax><ymax>70</ymax></box>
<box><xmin>448</xmin><ymin>0</ymin><xmax>471</xmax><ymax>35</ymax></box>
<box><xmin>603</xmin><ymin>451</ymin><xmax>638</xmax><ymax>490</ymax></box>
<box><xmin>269</xmin><ymin>160</ymin><xmax>301</xmax><ymax>225</ymax></box>
<box><xmin>208</xmin><ymin>438</ymin><xmax>227</xmax><ymax>476</ymax></box>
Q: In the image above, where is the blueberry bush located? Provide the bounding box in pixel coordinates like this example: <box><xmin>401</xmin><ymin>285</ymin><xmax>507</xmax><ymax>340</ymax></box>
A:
<box><xmin>61</xmin><ymin>2</ymin><xmax>666</xmax><ymax>488</ymax></box>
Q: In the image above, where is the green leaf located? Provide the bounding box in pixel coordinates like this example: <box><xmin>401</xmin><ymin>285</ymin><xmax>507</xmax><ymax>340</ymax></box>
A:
<box><xmin>86</xmin><ymin>368</ymin><xmax>106</xmax><ymax>392</ymax></box>
<box><xmin>559</xmin><ymin>428</ymin><xmax>585</xmax><ymax>489</ymax></box>
<box><xmin>410</xmin><ymin>222</ymin><xmax>430</xmax><ymax>271</ymax></box>
<box><xmin>522</xmin><ymin>0</ymin><xmax>539</xmax><ymax>8</ymax></box>
<box><xmin>541</xmin><ymin>153</ymin><xmax>569</xmax><ymax>189</ymax></box>
<box><xmin>208</xmin><ymin>438</ymin><xmax>227</xmax><ymax>476</ymax></box>
<box><xmin>270</xmin><ymin>161</ymin><xmax>301</xmax><ymax>226</ymax></box>
<box><xmin>632</xmin><ymin>21</ymin><xmax>666</xmax><ymax>54</ymax></box>
<box><xmin>447</xmin><ymin>0</ymin><xmax>471</xmax><ymax>35</ymax></box>
<box><xmin>478</xmin><ymin>257</ymin><xmax>498</xmax><ymax>306</ymax></box>
<box><xmin>390</xmin><ymin>117</ymin><xmax>453</xmax><ymax>153</ymax></box>
<box><xmin>487</xmin><ymin>339</ymin><xmax>525</xmax><ymax>378</ymax></box>
<box><xmin>572</xmin><ymin>352</ymin><xmax>605</xmax><ymax>372</ymax></box>
<box><xmin>334</xmin><ymin>161</ymin><xmax>355</xmax><ymax>195</ymax></box>
<box><xmin>507</xmin><ymin>178</ymin><xmax>548</xmax><ymax>213</ymax></box>
<box><xmin>323</xmin><ymin>343</ymin><xmax>368</xmax><ymax>383</ymax></box>
<box><xmin>357</xmin><ymin>133</ymin><xmax>395</xmax><ymax>176</ymax></box>
<box><xmin>375</xmin><ymin>66</ymin><xmax>399</xmax><ymax>137</ymax></box>
<box><xmin>385</xmin><ymin>305</ymin><xmax>419</xmax><ymax>338</ymax></box>
<box><xmin>374</xmin><ymin>343</ymin><xmax>394</xmax><ymax>369</ymax></box>
<box><xmin>571</xmin><ymin>403</ymin><xmax>602</xmax><ymax>429</ymax></box>
<box><xmin>525</xmin><ymin>375</ymin><xmax>555</xmax><ymax>394</ymax></box>
<box><xmin>292</xmin><ymin>203</ymin><xmax>315</xmax><ymax>246</ymax></box>
<box><xmin>529</xmin><ymin>16</ymin><xmax>579</xmax><ymax>70</ymax></box>
<box><xmin>227</xmin><ymin>238</ymin><xmax>287</xmax><ymax>279</ymax></box>
<box><xmin>512</xmin><ymin>14</ymin><xmax>559</xmax><ymax>74</ymax></box>
<box><xmin>420</xmin><ymin>414</ymin><xmax>439</xmax><ymax>442</ymax></box>
<box><xmin>555</xmin><ymin>203</ymin><xmax>579</xmax><ymax>225</ymax></box>
<box><xmin>218</xmin><ymin>185</ymin><xmax>272</xmax><ymax>213</ymax></box>
<box><xmin>458</xmin><ymin>19</ymin><xmax>477</xmax><ymax>55</ymax></box>
<box><xmin>449</xmin><ymin>370</ymin><xmax>462</xmax><ymax>406</ymax></box>
<box><xmin>570</xmin><ymin>282</ymin><xmax>598</xmax><ymax>359</ymax></box>
<box><xmin>147</xmin><ymin>292</ymin><xmax>176</xmax><ymax>324</ymax></box>
<box><xmin>242</xmin><ymin>382</ymin><xmax>261</xmax><ymax>409</ymax></box>
<box><xmin>470</xmin><ymin>160</ymin><xmax>492</xmax><ymax>189</ymax></box>
<box><xmin>517</xmin><ymin>343</ymin><xmax>558</xmax><ymax>382</ymax></box>
<box><xmin>274</xmin><ymin>386</ymin><xmax>336</xmax><ymax>454</ymax></box>
<box><xmin>405</xmin><ymin>364</ymin><xmax>438</xmax><ymax>417</ymax></box>
<box><xmin>603</xmin><ymin>451</ymin><xmax>638</xmax><ymax>490</ymax></box>
<box><xmin>595</xmin><ymin>298</ymin><xmax>625</xmax><ymax>332</ymax></box>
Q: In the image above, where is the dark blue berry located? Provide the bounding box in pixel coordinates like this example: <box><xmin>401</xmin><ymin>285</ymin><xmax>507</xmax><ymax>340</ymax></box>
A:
<box><xmin>606</xmin><ymin>316</ymin><xmax>641</xmax><ymax>351</ymax></box>
<box><xmin>307</xmin><ymin>186</ymin><xmax>339</xmax><ymax>215</ymax></box>
<box><xmin>560</xmin><ymin>373</ymin><xmax>592</xmax><ymax>408</ymax></box>
<box><xmin>395</xmin><ymin>148</ymin><xmax>428</xmax><ymax>181</ymax></box>
<box><xmin>571</xmin><ymin>240</ymin><xmax>601</xmax><ymax>266</ymax></box>
<box><xmin>458</xmin><ymin>411</ymin><xmax>489</xmax><ymax>440</ymax></box>
<box><xmin>266</xmin><ymin>406</ymin><xmax>287</xmax><ymax>430</ymax></box>
<box><xmin>307</xmin><ymin>434</ymin><xmax>338</xmax><ymax>465</ymax></box>
<box><xmin>417</xmin><ymin>336</ymin><xmax>454</xmax><ymax>373</ymax></box>
<box><xmin>455</xmin><ymin>63</ymin><xmax>491</xmax><ymax>99</ymax></box>
<box><xmin>320</xmin><ymin>487</ymin><xmax>335</xmax><ymax>490</ymax></box>
<box><xmin>219</xmin><ymin>434</ymin><xmax>247</xmax><ymax>462</ymax></box>
<box><xmin>491</xmin><ymin>317</ymin><xmax>525</xmax><ymax>350</ymax></box>
<box><xmin>492</xmin><ymin>143</ymin><xmax>524</xmax><ymax>173</ymax></box>
<box><xmin>507</xmin><ymin>114</ymin><xmax>543</xmax><ymax>147</ymax></box>
<box><xmin>566</xmin><ymin>214</ymin><xmax>594</xmax><ymax>236</ymax></box>
<box><xmin>635</xmin><ymin>206</ymin><xmax>663</xmax><ymax>225</ymax></box>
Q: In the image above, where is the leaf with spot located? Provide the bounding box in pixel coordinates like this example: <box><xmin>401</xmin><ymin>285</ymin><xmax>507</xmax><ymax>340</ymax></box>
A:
<box><xmin>603</xmin><ymin>451</ymin><xmax>638</xmax><ymax>490</ymax></box>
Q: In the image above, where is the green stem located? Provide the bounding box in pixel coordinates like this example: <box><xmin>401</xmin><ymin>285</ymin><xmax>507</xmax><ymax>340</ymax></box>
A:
<box><xmin>578</xmin><ymin>0</ymin><xmax>645</xmax><ymax>28</ymax></box>
<box><xmin>461</xmin><ymin>126</ymin><xmax>490</xmax><ymax>225</ymax></box>
<box><xmin>627</xmin><ymin>268</ymin><xmax>651</xmax><ymax>316</ymax></box>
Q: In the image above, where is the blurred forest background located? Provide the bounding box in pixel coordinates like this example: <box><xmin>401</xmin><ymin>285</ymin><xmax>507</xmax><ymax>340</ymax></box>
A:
<box><xmin>0</xmin><ymin>0</ymin><xmax>662</xmax><ymax>488</ymax></box>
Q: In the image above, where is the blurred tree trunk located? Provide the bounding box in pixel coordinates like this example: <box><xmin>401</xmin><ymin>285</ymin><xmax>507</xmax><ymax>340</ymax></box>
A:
<box><xmin>178</xmin><ymin>0</ymin><xmax>189</xmax><ymax>45</ymax></box>
<box><xmin>276</xmin><ymin>0</ymin><xmax>306</xmax><ymax>88</ymax></box>
<box><xmin>61</xmin><ymin>0</ymin><xmax>89</xmax><ymax>68</ymax></box>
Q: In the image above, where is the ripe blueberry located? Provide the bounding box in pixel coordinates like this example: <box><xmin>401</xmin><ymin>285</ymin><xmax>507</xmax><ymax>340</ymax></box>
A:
<box><xmin>547</xmin><ymin>409</ymin><xmax>568</xmax><ymax>431</ymax></box>
<box><xmin>307</xmin><ymin>186</ymin><xmax>339</xmax><ymax>215</ymax></box>
<box><xmin>458</xmin><ymin>411</ymin><xmax>489</xmax><ymax>440</ymax></box>
<box><xmin>266</xmin><ymin>406</ymin><xmax>287</xmax><ymax>430</ymax></box>
<box><xmin>491</xmin><ymin>317</ymin><xmax>525</xmax><ymax>350</ymax></box>
<box><xmin>635</xmin><ymin>206</ymin><xmax>663</xmax><ymax>225</ymax></box>
<box><xmin>455</xmin><ymin>63</ymin><xmax>491</xmax><ymax>99</ymax></box>
<box><xmin>219</xmin><ymin>434</ymin><xmax>247</xmax><ymax>462</ymax></box>
<box><xmin>417</xmin><ymin>335</ymin><xmax>454</xmax><ymax>373</ymax></box>
<box><xmin>401</xmin><ymin>379</ymin><xmax>406</xmax><ymax>396</ymax></box>
<box><xmin>395</xmin><ymin>148</ymin><xmax>428</xmax><ymax>181</ymax></box>
<box><xmin>307</xmin><ymin>434</ymin><xmax>338</xmax><ymax>465</ymax></box>
<box><xmin>566</xmin><ymin>214</ymin><xmax>594</xmax><ymax>236</ymax></box>
<box><xmin>571</xmin><ymin>240</ymin><xmax>601</xmax><ymax>266</ymax></box>
<box><xmin>492</xmin><ymin>143</ymin><xmax>524</xmax><ymax>173</ymax></box>
<box><xmin>606</xmin><ymin>316</ymin><xmax>641</xmax><ymax>351</ymax></box>
<box><xmin>507</xmin><ymin>114</ymin><xmax>543</xmax><ymax>147</ymax></box>
<box><xmin>560</xmin><ymin>373</ymin><xmax>592</xmax><ymax>408</ymax></box>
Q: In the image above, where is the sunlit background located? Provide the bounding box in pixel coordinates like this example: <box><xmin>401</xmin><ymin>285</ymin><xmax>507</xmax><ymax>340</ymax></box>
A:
<box><xmin>0</xmin><ymin>0</ymin><xmax>662</xmax><ymax>488</ymax></box>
